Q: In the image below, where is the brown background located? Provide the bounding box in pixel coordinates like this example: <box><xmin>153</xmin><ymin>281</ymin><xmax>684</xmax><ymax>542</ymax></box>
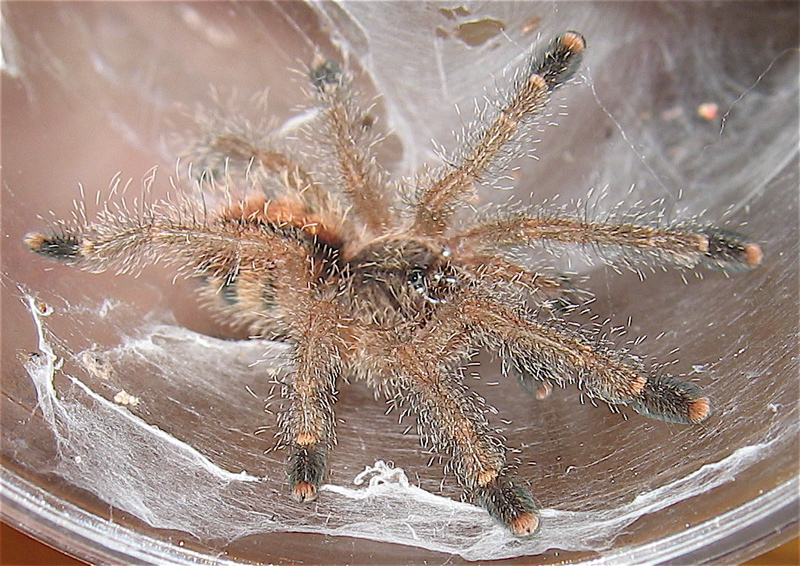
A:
<box><xmin>1</xmin><ymin>522</ymin><xmax>798</xmax><ymax>565</ymax></box>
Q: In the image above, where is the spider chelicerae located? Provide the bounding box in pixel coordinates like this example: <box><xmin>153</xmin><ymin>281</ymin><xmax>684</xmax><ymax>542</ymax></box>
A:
<box><xmin>25</xmin><ymin>32</ymin><xmax>762</xmax><ymax>536</ymax></box>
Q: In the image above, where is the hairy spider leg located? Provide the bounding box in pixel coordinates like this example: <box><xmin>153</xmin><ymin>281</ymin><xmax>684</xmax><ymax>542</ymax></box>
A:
<box><xmin>459</xmin><ymin>290</ymin><xmax>710</xmax><ymax>424</ymax></box>
<box><xmin>451</xmin><ymin>215</ymin><xmax>763</xmax><ymax>272</ymax></box>
<box><xmin>350</xmin><ymin>304</ymin><xmax>540</xmax><ymax>536</ymax></box>
<box><xmin>282</xmin><ymin>297</ymin><xmax>347</xmax><ymax>502</ymax></box>
<box><xmin>24</xmin><ymin>200</ymin><xmax>350</xmax><ymax>501</ymax></box>
<box><xmin>455</xmin><ymin>253</ymin><xmax>579</xmax><ymax>305</ymax></box>
<box><xmin>310</xmin><ymin>56</ymin><xmax>394</xmax><ymax>235</ymax></box>
<box><xmin>414</xmin><ymin>31</ymin><xmax>586</xmax><ymax>236</ymax></box>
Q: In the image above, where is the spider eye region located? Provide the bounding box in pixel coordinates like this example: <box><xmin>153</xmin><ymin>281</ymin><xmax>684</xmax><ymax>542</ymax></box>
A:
<box><xmin>407</xmin><ymin>266</ymin><xmax>458</xmax><ymax>305</ymax></box>
<box><xmin>409</xmin><ymin>268</ymin><xmax>427</xmax><ymax>293</ymax></box>
<box><xmin>349</xmin><ymin>238</ymin><xmax>456</xmax><ymax>311</ymax></box>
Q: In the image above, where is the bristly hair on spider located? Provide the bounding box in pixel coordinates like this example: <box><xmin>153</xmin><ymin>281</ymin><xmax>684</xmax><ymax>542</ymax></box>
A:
<box><xmin>24</xmin><ymin>31</ymin><xmax>762</xmax><ymax>537</ymax></box>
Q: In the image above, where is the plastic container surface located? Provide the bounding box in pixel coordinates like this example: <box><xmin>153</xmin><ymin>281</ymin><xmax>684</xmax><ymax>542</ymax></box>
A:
<box><xmin>2</xmin><ymin>2</ymin><xmax>798</xmax><ymax>564</ymax></box>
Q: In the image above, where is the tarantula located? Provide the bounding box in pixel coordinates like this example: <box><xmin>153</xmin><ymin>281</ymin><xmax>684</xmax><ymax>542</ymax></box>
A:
<box><xmin>25</xmin><ymin>32</ymin><xmax>762</xmax><ymax>536</ymax></box>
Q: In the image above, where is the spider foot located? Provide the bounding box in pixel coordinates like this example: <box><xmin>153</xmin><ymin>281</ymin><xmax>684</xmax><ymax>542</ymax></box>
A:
<box><xmin>510</xmin><ymin>355</ymin><xmax>561</xmax><ymax>401</ymax></box>
<box><xmin>515</xmin><ymin>369</ymin><xmax>556</xmax><ymax>401</ymax></box>
<box><xmin>532</xmin><ymin>31</ymin><xmax>586</xmax><ymax>90</ymax></box>
<box><xmin>509</xmin><ymin>512</ymin><xmax>540</xmax><ymax>537</ymax></box>
<box><xmin>309</xmin><ymin>56</ymin><xmax>342</xmax><ymax>93</ymax></box>
<box><xmin>533</xmin><ymin>380</ymin><xmax>554</xmax><ymax>400</ymax></box>
<box><xmin>700</xmin><ymin>228</ymin><xmax>763</xmax><ymax>271</ymax></box>
<box><xmin>474</xmin><ymin>475</ymin><xmax>540</xmax><ymax>537</ymax></box>
<box><xmin>631</xmin><ymin>374</ymin><xmax>710</xmax><ymax>424</ymax></box>
<box><xmin>288</xmin><ymin>444</ymin><xmax>327</xmax><ymax>502</ymax></box>
<box><xmin>24</xmin><ymin>232</ymin><xmax>82</xmax><ymax>261</ymax></box>
<box><xmin>291</xmin><ymin>481</ymin><xmax>318</xmax><ymax>503</ymax></box>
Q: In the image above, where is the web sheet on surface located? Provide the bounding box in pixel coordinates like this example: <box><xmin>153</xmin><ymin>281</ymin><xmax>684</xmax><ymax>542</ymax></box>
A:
<box><xmin>15</xmin><ymin>292</ymin><xmax>788</xmax><ymax>560</ymax></box>
<box><xmin>4</xmin><ymin>2</ymin><xmax>799</xmax><ymax>563</ymax></box>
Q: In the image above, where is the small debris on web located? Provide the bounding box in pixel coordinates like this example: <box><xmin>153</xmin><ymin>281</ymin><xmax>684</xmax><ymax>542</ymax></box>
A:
<box><xmin>80</xmin><ymin>350</ymin><xmax>117</xmax><ymax>380</ymax></box>
<box><xmin>353</xmin><ymin>460</ymin><xmax>410</xmax><ymax>488</ymax></box>
<box><xmin>113</xmin><ymin>389</ymin><xmax>140</xmax><ymax>406</ymax></box>
<box><xmin>697</xmin><ymin>102</ymin><xmax>719</xmax><ymax>121</ymax></box>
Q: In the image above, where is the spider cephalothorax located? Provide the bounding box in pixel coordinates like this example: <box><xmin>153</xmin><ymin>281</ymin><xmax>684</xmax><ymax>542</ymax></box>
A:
<box><xmin>25</xmin><ymin>32</ymin><xmax>761</xmax><ymax>536</ymax></box>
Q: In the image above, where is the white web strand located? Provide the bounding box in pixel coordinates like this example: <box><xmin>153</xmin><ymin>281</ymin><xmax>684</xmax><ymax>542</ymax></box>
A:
<box><xmin>17</xmin><ymin>292</ymin><xmax>791</xmax><ymax>560</ymax></box>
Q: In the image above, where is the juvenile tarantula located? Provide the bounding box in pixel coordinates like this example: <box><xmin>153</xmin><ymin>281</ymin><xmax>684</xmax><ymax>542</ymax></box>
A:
<box><xmin>25</xmin><ymin>32</ymin><xmax>762</xmax><ymax>536</ymax></box>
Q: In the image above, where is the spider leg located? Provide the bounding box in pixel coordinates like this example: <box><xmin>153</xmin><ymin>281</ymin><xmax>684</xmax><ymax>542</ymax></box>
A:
<box><xmin>310</xmin><ymin>57</ymin><xmax>393</xmax><ymax>235</ymax></box>
<box><xmin>23</xmin><ymin>200</ymin><xmax>307</xmax><ymax>279</ymax></box>
<box><xmin>413</xmin><ymin>32</ymin><xmax>585</xmax><ymax>236</ymax></box>
<box><xmin>451</xmin><ymin>214</ymin><xmax>763</xmax><ymax>271</ymax></box>
<box><xmin>282</xmin><ymin>298</ymin><xmax>346</xmax><ymax>502</ymax></box>
<box><xmin>353</xmin><ymin>303</ymin><xmax>540</xmax><ymax>535</ymax></box>
<box><xmin>385</xmin><ymin>343</ymin><xmax>539</xmax><ymax>536</ymax></box>
<box><xmin>461</xmin><ymin>291</ymin><xmax>710</xmax><ymax>424</ymax></box>
<box><xmin>25</xmin><ymin>195</ymin><xmax>349</xmax><ymax>501</ymax></box>
<box><xmin>22</xmin><ymin>195</ymin><xmax>327</xmax><ymax>341</ymax></box>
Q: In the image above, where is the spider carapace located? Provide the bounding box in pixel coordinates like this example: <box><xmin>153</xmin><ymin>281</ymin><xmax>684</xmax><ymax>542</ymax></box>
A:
<box><xmin>25</xmin><ymin>32</ymin><xmax>762</xmax><ymax>536</ymax></box>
